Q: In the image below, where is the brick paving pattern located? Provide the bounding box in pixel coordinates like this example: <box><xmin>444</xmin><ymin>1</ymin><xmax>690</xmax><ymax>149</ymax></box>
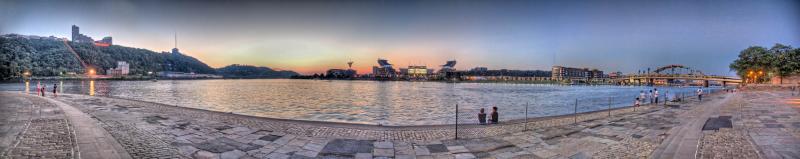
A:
<box><xmin>47</xmin><ymin>92</ymin><xmax>705</xmax><ymax>159</ymax></box>
<box><xmin>692</xmin><ymin>88</ymin><xmax>800</xmax><ymax>159</ymax></box>
<box><xmin>4</xmin><ymin>87</ymin><xmax>798</xmax><ymax>159</ymax></box>
<box><xmin>1</xmin><ymin>93</ymin><xmax>77</xmax><ymax>159</ymax></box>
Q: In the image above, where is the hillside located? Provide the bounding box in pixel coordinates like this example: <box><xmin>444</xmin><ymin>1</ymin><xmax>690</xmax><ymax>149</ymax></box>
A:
<box><xmin>0</xmin><ymin>34</ymin><xmax>216</xmax><ymax>79</ymax></box>
<box><xmin>216</xmin><ymin>64</ymin><xmax>299</xmax><ymax>78</ymax></box>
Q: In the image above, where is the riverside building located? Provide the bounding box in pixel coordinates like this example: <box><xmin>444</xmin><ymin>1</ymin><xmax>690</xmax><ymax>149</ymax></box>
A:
<box><xmin>551</xmin><ymin>66</ymin><xmax>609</xmax><ymax>83</ymax></box>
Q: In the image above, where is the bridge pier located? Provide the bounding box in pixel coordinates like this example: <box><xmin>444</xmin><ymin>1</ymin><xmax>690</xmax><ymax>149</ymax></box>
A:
<box><xmin>703</xmin><ymin>80</ymin><xmax>710</xmax><ymax>87</ymax></box>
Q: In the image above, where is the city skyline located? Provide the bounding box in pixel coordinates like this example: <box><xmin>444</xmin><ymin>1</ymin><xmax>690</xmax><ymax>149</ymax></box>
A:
<box><xmin>2</xmin><ymin>0</ymin><xmax>799</xmax><ymax>75</ymax></box>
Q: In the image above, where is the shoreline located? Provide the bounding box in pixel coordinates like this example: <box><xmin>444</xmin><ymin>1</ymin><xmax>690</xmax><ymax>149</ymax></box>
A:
<box><xmin>5</xmin><ymin>88</ymin><xmax>778</xmax><ymax>159</ymax></box>
<box><xmin>46</xmin><ymin>91</ymin><xmax>688</xmax><ymax>129</ymax></box>
<box><xmin>14</xmin><ymin>90</ymin><xmax>720</xmax><ymax>136</ymax></box>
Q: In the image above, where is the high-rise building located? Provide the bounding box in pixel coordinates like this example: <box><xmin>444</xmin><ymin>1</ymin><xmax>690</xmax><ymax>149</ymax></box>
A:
<box><xmin>71</xmin><ymin>25</ymin><xmax>79</xmax><ymax>41</ymax></box>
<box><xmin>71</xmin><ymin>25</ymin><xmax>95</xmax><ymax>43</ymax></box>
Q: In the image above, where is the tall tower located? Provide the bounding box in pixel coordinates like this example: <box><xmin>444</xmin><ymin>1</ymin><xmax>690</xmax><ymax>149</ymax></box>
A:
<box><xmin>171</xmin><ymin>32</ymin><xmax>180</xmax><ymax>54</ymax></box>
<box><xmin>71</xmin><ymin>25</ymin><xmax>79</xmax><ymax>42</ymax></box>
<box><xmin>347</xmin><ymin>59</ymin><xmax>354</xmax><ymax>70</ymax></box>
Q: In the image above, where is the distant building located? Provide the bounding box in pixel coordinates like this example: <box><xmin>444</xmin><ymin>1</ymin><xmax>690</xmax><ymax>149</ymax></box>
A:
<box><xmin>95</xmin><ymin>36</ymin><xmax>112</xmax><ymax>45</ymax></box>
<box><xmin>326</xmin><ymin>69</ymin><xmax>357</xmax><ymax>78</ymax></box>
<box><xmin>608</xmin><ymin>71</ymin><xmax>623</xmax><ymax>79</ymax></box>
<box><xmin>471</xmin><ymin>67</ymin><xmax>488</xmax><ymax>72</ymax></box>
<box><xmin>71</xmin><ymin>25</ymin><xmax>95</xmax><ymax>43</ymax></box>
<box><xmin>551</xmin><ymin>66</ymin><xmax>608</xmax><ymax>82</ymax></box>
<box><xmin>551</xmin><ymin>66</ymin><xmax>588</xmax><ymax>81</ymax></box>
<box><xmin>372</xmin><ymin>58</ymin><xmax>396</xmax><ymax>78</ymax></box>
<box><xmin>106</xmin><ymin>61</ymin><xmax>130</xmax><ymax>76</ymax></box>
<box><xmin>72</xmin><ymin>25</ymin><xmax>113</xmax><ymax>47</ymax></box>
<box><xmin>157</xmin><ymin>71</ymin><xmax>222</xmax><ymax>79</ymax></box>
<box><xmin>439</xmin><ymin>60</ymin><xmax>457</xmax><ymax>73</ymax></box>
<box><xmin>407</xmin><ymin>65</ymin><xmax>428</xmax><ymax>77</ymax></box>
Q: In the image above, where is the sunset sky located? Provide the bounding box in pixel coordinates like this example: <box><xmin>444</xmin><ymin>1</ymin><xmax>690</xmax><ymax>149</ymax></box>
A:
<box><xmin>2</xmin><ymin>0</ymin><xmax>798</xmax><ymax>75</ymax></box>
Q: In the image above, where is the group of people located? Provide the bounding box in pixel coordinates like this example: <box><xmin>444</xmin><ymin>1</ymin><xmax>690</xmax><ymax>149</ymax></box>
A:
<box><xmin>477</xmin><ymin>107</ymin><xmax>499</xmax><ymax>125</ymax></box>
<box><xmin>475</xmin><ymin>87</ymin><xmax>712</xmax><ymax>125</ymax></box>
<box><xmin>35</xmin><ymin>81</ymin><xmax>58</xmax><ymax>97</ymax></box>
<box><xmin>636</xmin><ymin>88</ymin><xmax>666</xmax><ymax>107</ymax></box>
<box><xmin>635</xmin><ymin>88</ymin><xmax>705</xmax><ymax>107</ymax></box>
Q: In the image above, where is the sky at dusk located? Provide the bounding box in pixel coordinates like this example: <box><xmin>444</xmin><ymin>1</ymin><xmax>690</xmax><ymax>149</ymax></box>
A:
<box><xmin>1</xmin><ymin>0</ymin><xmax>798</xmax><ymax>75</ymax></box>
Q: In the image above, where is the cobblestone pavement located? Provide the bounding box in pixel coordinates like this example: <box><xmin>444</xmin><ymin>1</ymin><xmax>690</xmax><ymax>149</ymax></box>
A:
<box><xmin>34</xmin><ymin>90</ymin><xmax>735</xmax><ymax>159</ymax></box>
<box><xmin>0</xmin><ymin>92</ymin><xmax>77</xmax><ymax>159</ymax></box>
<box><xmin>692</xmin><ymin>89</ymin><xmax>800</xmax><ymax>159</ymax></box>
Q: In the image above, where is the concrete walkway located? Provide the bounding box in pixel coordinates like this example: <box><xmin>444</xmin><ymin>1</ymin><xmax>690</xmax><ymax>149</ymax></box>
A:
<box><xmin>41</xmin><ymin>96</ymin><xmax>133</xmax><ymax>159</ymax></box>
<box><xmin>650</xmin><ymin>93</ymin><xmax>732</xmax><ymax>158</ymax></box>
<box><xmin>0</xmin><ymin>92</ymin><xmax>132</xmax><ymax>159</ymax></box>
<box><xmin>4</xmin><ymin>90</ymin><xmax>748</xmax><ymax>158</ymax></box>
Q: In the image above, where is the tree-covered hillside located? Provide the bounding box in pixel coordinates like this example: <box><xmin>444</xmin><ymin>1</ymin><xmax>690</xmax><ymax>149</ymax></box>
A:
<box><xmin>0</xmin><ymin>35</ymin><xmax>84</xmax><ymax>78</ymax></box>
<box><xmin>1</xmin><ymin>34</ymin><xmax>216</xmax><ymax>79</ymax></box>
<box><xmin>216</xmin><ymin>64</ymin><xmax>299</xmax><ymax>78</ymax></box>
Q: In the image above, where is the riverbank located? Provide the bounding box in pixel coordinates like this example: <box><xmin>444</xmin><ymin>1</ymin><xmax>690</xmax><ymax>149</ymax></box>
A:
<box><xmin>4</xmin><ymin>88</ymin><xmax>773</xmax><ymax>158</ymax></box>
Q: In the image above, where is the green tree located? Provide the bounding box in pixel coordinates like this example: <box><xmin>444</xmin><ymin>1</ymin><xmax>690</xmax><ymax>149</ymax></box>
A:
<box><xmin>730</xmin><ymin>43</ymin><xmax>800</xmax><ymax>84</ymax></box>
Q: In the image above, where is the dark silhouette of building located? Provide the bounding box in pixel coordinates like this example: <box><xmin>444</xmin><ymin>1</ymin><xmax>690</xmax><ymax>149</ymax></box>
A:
<box><xmin>72</xmin><ymin>25</ymin><xmax>112</xmax><ymax>46</ymax></box>
<box><xmin>71</xmin><ymin>25</ymin><xmax>94</xmax><ymax>43</ymax></box>
<box><xmin>372</xmin><ymin>58</ymin><xmax>396</xmax><ymax>78</ymax></box>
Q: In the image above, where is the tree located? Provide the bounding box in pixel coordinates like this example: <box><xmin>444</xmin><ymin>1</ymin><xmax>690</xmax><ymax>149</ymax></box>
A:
<box><xmin>771</xmin><ymin>44</ymin><xmax>796</xmax><ymax>84</ymax></box>
<box><xmin>730</xmin><ymin>43</ymin><xmax>800</xmax><ymax>84</ymax></box>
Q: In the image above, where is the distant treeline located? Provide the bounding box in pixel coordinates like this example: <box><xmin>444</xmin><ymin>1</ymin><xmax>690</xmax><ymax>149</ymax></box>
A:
<box><xmin>216</xmin><ymin>64</ymin><xmax>298</xmax><ymax>78</ymax></box>
<box><xmin>0</xmin><ymin>34</ymin><xmax>298</xmax><ymax>80</ymax></box>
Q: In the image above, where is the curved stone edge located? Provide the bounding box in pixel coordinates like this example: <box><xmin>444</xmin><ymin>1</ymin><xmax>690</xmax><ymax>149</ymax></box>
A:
<box><xmin>52</xmin><ymin>92</ymin><xmax>703</xmax><ymax>141</ymax></box>
<box><xmin>36</xmin><ymin>94</ymin><xmax>134</xmax><ymax>159</ymax></box>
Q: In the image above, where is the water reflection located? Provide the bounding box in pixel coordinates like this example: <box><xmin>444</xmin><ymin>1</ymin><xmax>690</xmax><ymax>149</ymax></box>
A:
<box><xmin>0</xmin><ymin>79</ymin><xmax>723</xmax><ymax>126</ymax></box>
<box><xmin>89</xmin><ymin>80</ymin><xmax>95</xmax><ymax>96</ymax></box>
<box><xmin>24</xmin><ymin>81</ymin><xmax>29</xmax><ymax>94</ymax></box>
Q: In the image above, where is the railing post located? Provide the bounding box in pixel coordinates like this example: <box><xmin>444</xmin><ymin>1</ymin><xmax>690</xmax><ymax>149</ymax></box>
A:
<box><xmin>525</xmin><ymin>102</ymin><xmax>529</xmax><ymax>131</ymax></box>
<box><xmin>455</xmin><ymin>104</ymin><xmax>458</xmax><ymax>139</ymax></box>
<box><xmin>574</xmin><ymin>98</ymin><xmax>578</xmax><ymax>124</ymax></box>
<box><xmin>608</xmin><ymin>97</ymin><xmax>612</xmax><ymax>117</ymax></box>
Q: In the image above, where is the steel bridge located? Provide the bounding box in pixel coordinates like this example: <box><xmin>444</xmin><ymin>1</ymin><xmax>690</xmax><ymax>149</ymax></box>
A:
<box><xmin>615</xmin><ymin>65</ymin><xmax>742</xmax><ymax>87</ymax></box>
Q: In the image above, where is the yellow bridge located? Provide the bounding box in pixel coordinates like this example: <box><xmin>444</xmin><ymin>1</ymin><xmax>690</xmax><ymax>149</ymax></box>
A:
<box><xmin>614</xmin><ymin>65</ymin><xmax>742</xmax><ymax>87</ymax></box>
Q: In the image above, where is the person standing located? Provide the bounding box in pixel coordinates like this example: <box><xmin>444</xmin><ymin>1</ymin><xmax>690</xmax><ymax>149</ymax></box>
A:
<box><xmin>36</xmin><ymin>81</ymin><xmax>41</xmax><ymax>96</ymax></box>
<box><xmin>648</xmin><ymin>90</ymin><xmax>653</xmax><ymax>104</ymax></box>
<box><xmin>639</xmin><ymin>91</ymin><xmax>645</xmax><ymax>103</ymax></box>
<box><xmin>41</xmin><ymin>84</ymin><xmax>46</xmax><ymax>96</ymax></box>
<box><xmin>635</xmin><ymin>97</ymin><xmax>641</xmax><ymax>107</ymax></box>
<box><xmin>697</xmin><ymin>88</ymin><xmax>703</xmax><ymax>102</ymax></box>
<box><xmin>490</xmin><ymin>106</ymin><xmax>499</xmax><ymax>124</ymax></box>
<box><xmin>654</xmin><ymin>88</ymin><xmax>659</xmax><ymax>103</ymax></box>
<box><xmin>53</xmin><ymin>83</ymin><xmax>58</xmax><ymax>97</ymax></box>
<box><xmin>478</xmin><ymin>108</ymin><xmax>487</xmax><ymax>125</ymax></box>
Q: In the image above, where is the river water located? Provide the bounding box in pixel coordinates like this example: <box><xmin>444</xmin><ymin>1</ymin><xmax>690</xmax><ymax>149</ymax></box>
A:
<box><xmin>1</xmin><ymin>79</ymin><xmax>721</xmax><ymax>126</ymax></box>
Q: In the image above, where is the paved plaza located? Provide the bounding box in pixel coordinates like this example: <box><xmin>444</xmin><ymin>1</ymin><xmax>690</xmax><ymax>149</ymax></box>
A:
<box><xmin>1</xmin><ymin>88</ymin><xmax>798</xmax><ymax>159</ymax></box>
